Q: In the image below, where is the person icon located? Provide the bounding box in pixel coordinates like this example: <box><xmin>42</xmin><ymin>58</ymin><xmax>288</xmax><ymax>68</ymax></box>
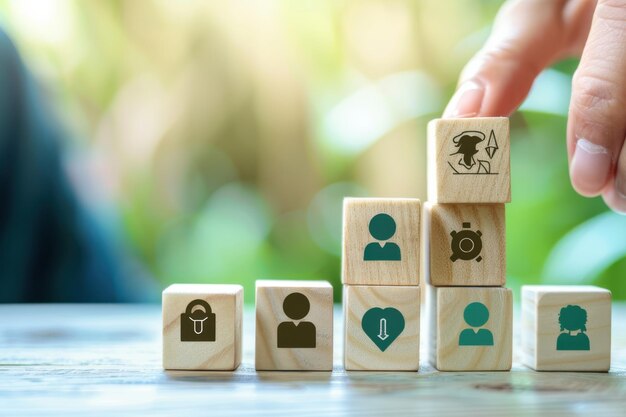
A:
<box><xmin>557</xmin><ymin>305</ymin><xmax>590</xmax><ymax>351</ymax></box>
<box><xmin>363</xmin><ymin>213</ymin><xmax>401</xmax><ymax>261</ymax></box>
<box><xmin>458</xmin><ymin>302</ymin><xmax>494</xmax><ymax>346</ymax></box>
<box><xmin>277</xmin><ymin>292</ymin><xmax>316</xmax><ymax>348</ymax></box>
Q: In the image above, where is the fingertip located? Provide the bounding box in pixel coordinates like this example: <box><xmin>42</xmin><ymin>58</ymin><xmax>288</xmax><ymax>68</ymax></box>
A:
<box><xmin>442</xmin><ymin>79</ymin><xmax>485</xmax><ymax>118</ymax></box>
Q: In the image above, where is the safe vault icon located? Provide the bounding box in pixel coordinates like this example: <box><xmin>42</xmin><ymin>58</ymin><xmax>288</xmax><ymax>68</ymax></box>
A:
<box><xmin>450</xmin><ymin>222</ymin><xmax>483</xmax><ymax>262</ymax></box>
<box><xmin>180</xmin><ymin>299</ymin><xmax>216</xmax><ymax>342</ymax></box>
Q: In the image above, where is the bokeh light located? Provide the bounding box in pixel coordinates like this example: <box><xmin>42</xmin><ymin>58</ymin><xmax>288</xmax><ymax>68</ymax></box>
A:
<box><xmin>1</xmin><ymin>0</ymin><xmax>623</xmax><ymax>302</ymax></box>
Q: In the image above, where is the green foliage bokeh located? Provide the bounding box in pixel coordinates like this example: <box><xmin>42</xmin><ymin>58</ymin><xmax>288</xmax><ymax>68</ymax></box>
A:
<box><xmin>1</xmin><ymin>0</ymin><xmax>624</xmax><ymax>302</ymax></box>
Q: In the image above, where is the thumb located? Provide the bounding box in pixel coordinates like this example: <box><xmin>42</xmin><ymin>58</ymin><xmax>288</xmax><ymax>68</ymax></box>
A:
<box><xmin>567</xmin><ymin>0</ymin><xmax>626</xmax><ymax>212</ymax></box>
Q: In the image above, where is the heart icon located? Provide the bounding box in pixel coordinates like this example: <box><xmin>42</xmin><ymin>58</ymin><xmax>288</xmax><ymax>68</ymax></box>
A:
<box><xmin>361</xmin><ymin>307</ymin><xmax>405</xmax><ymax>352</ymax></box>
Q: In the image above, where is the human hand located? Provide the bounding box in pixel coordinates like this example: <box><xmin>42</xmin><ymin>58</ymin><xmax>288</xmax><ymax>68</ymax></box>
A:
<box><xmin>443</xmin><ymin>0</ymin><xmax>626</xmax><ymax>213</ymax></box>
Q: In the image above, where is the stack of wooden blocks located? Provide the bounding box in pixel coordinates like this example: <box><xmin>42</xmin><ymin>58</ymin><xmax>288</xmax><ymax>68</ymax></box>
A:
<box><xmin>425</xmin><ymin>117</ymin><xmax>513</xmax><ymax>371</ymax></box>
<box><xmin>160</xmin><ymin>116</ymin><xmax>613</xmax><ymax>374</ymax></box>
<box><xmin>341</xmin><ymin>197</ymin><xmax>422</xmax><ymax>371</ymax></box>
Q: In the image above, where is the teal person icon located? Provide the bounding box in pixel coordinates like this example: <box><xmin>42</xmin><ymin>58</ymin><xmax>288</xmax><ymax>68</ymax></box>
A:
<box><xmin>557</xmin><ymin>305</ymin><xmax>590</xmax><ymax>351</ymax></box>
<box><xmin>459</xmin><ymin>302</ymin><xmax>494</xmax><ymax>346</ymax></box>
<box><xmin>363</xmin><ymin>213</ymin><xmax>401</xmax><ymax>261</ymax></box>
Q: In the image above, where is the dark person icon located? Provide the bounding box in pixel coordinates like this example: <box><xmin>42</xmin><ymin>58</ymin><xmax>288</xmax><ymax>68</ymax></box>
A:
<box><xmin>363</xmin><ymin>213</ymin><xmax>401</xmax><ymax>261</ymax></box>
<box><xmin>277</xmin><ymin>292</ymin><xmax>316</xmax><ymax>348</ymax></box>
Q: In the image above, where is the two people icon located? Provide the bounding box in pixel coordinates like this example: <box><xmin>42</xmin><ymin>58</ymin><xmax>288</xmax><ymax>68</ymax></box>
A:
<box><xmin>277</xmin><ymin>292</ymin><xmax>316</xmax><ymax>348</ymax></box>
<box><xmin>459</xmin><ymin>302</ymin><xmax>494</xmax><ymax>346</ymax></box>
<box><xmin>557</xmin><ymin>305</ymin><xmax>590</xmax><ymax>351</ymax></box>
<box><xmin>364</xmin><ymin>213</ymin><xmax>401</xmax><ymax>261</ymax></box>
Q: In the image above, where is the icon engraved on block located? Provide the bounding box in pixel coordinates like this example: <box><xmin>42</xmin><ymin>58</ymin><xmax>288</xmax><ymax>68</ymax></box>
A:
<box><xmin>557</xmin><ymin>305</ymin><xmax>590</xmax><ymax>351</ymax></box>
<box><xmin>450</xmin><ymin>222</ymin><xmax>483</xmax><ymax>262</ymax></box>
<box><xmin>363</xmin><ymin>213</ymin><xmax>401</xmax><ymax>261</ymax></box>
<box><xmin>361</xmin><ymin>307</ymin><xmax>405</xmax><ymax>352</ymax></box>
<box><xmin>448</xmin><ymin>129</ymin><xmax>499</xmax><ymax>175</ymax></box>
<box><xmin>180</xmin><ymin>299</ymin><xmax>216</xmax><ymax>342</ymax></box>
<box><xmin>277</xmin><ymin>292</ymin><xmax>316</xmax><ymax>348</ymax></box>
<box><xmin>459</xmin><ymin>302</ymin><xmax>493</xmax><ymax>346</ymax></box>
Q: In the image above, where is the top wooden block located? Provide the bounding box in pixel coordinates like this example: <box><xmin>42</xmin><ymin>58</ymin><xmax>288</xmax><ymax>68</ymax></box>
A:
<box><xmin>342</xmin><ymin>198</ymin><xmax>421</xmax><ymax>286</ymax></box>
<box><xmin>428</xmin><ymin>117</ymin><xmax>510</xmax><ymax>203</ymax></box>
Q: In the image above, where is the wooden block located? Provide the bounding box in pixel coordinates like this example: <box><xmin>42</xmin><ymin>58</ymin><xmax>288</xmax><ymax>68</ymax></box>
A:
<box><xmin>343</xmin><ymin>285</ymin><xmax>420</xmax><ymax>371</ymax></box>
<box><xmin>342</xmin><ymin>197</ymin><xmax>421</xmax><ymax>286</ymax></box>
<box><xmin>428</xmin><ymin>117</ymin><xmax>510</xmax><ymax>203</ymax></box>
<box><xmin>425</xmin><ymin>202</ymin><xmax>505</xmax><ymax>287</ymax></box>
<box><xmin>522</xmin><ymin>285</ymin><xmax>611</xmax><ymax>372</ymax></box>
<box><xmin>428</xmin><ymin>286</ymin><xmax>512</xmax><ymax>371</ymax></box>
<box><xmin>162</xmin><ymin>284</ymin><xmax>243</xmax><ymax>370</ymax></box>
<box><xmin>255</xmin><ymin>280</ymin><xmax>333</xmax><ymax>371</ymax></box>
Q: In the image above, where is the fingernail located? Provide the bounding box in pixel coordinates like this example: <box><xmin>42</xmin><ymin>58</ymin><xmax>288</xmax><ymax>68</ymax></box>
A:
<box><xmin>443</xmin><ymin>79</ymin><xmax>485</xmax><ymax>118</ymax></box>
<box><xmin>570</xmin><ymin>138</ymin><xmax>612</xmax><ymax>196</ymax></box>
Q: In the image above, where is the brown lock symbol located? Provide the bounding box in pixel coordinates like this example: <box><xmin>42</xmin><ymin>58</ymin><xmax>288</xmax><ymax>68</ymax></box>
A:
<box><xmin>180</xmin><ymin>299</ymin><xmax>216</xmax><ymax>342</ymax></box>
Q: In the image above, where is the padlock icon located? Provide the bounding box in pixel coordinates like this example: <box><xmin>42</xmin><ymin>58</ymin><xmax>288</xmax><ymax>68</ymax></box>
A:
<box><xmin>180</xmin><ymin>299</ymin><xmax>216</xmax><ymax>342</ymax></box>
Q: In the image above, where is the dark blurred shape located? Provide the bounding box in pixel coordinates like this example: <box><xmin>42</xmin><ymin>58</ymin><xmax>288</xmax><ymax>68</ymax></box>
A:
<box><xmin>0</xmin><ymin>30</ymin><xmax>155</xmax><ymax>302</ymax></box>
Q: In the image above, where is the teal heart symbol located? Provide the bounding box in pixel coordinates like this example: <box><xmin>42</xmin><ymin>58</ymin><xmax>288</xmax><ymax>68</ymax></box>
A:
<box><xmin>361</xmin><ymin>307</ymin><xmax>405</xmax><ymax>352</ymax></box>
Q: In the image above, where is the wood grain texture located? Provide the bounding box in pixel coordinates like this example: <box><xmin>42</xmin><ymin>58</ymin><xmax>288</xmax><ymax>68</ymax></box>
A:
<box><xmin>342</xmin><ymin>197</ymin><xmax>421</xmax><ymax>286</ymax></box>
<box><xmin>428</xmin><ymin>286</ymin><xmax>512</xmax><ymax>371</ymax></box>
<box><xmin>428</xmin><ymin>117</ymin><xmax>510</xmax><ymax>203</ymax></box>
<box><xmin>255</xmin><ymin>280</ymin><xmax>333</xmax><ymax>371</ymax></box>
<box><xmin>426</xmin><ymin>203</ymin><xmax>505</xmax><ymax>286</ymax></box>
<box><xmin>522</xmin><ymin>285</ymin><xmax>611</xmax><ymax>372</ymax></box>
<box><xmin>162</xmin><ymin>284</ymin><xmax>243</xmax><ymax>370</ymax></box>
<box><xmin>4</xmin><ymin>304</ymin><xmax>626</xmax><ymax>416</ymax></box>
<box><xmin>343</xmin><ymin>285</ymin><xmax>420</xmax><ymax>371</ymax></box>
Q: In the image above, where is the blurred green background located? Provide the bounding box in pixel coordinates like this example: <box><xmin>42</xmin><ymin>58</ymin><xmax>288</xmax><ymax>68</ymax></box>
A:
<box><xmin>1</xmin><ymin>0</ymin><xmax>624</xmax><ymax>302</ymax></box>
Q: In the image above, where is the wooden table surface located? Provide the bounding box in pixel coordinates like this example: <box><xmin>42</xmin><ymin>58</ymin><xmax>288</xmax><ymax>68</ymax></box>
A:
<box><xmin>2</xmin><ymin>303</ymin><xmax>626</xmax><ymax>416</ymax></box>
